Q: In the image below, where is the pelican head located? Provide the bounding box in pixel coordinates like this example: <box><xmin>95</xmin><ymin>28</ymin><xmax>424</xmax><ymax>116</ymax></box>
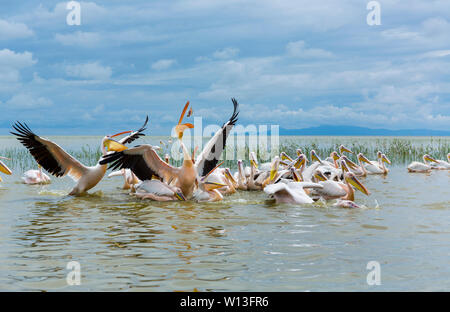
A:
<box><xmin>280</xmin><ymin>152</ymin><xmax>293</xmax><ymax>162</ymax></box>
<box><xmin>292</xmin><ymin>154</ymin><xmax>306</xmax><ymax>170</ymax></box>
<box><xmin>381</xmin><ymin>154</ymin><xmax>391</xmax><ymax>165</ymax></box>
<box><xmin>310</xmin><ymin>150</ymin><xmax>322</xmax><ymax>164</ymax></box>
<box><xmin>344</xmin><ymin>172</ymin><xmax>370</xmax><ymax>196</ymax></box>
<box><xmin>249</xmin><ymin>152</ymin><xmax>259</xmax><ymax>169</ymax></box>
<box><xmin>339</xmin><ymin>145</ymin><xmax>353</xmax><ymax>155</ymax></box>
<box><xmin>296</xmin><ymin>149</ymin><xmax>303</xmax><ymax>157</ymax></box>
<box><xmin>447</xmin><ymin>153</ymin><xmax>450</xmax><ymax>163</ymax></box>
<box><xmin>340</xmin><ymin>155</ymin><xmax>358</xmax><ymax>170</ymax></box>
<box><xmin>269</xmin><ymin>156</ymin><xmax>280</xmax><ymax>181</ymax></box>
<box><xmin>358</xmin><ymin>153</ymin><xmax>372</xmax><ymax>165</ymax></box>
<box><xmin>331</xmin><ymin>151</ymin><xmax>340</xmax><ymax>161</ymax></box>
<box><xmin>103</xmin><ymin>131</ymin><xmax>132</xmax><ymax>152</ymax></box>
<box><xmin>224</xmin><ymin>167</ymin><xmax>237</xmax><ymax>187</ymax></box>
<box><xmin>423</xmin><ymin>154</ymin><xmax>438</xmax><ymax>163</ymax></box>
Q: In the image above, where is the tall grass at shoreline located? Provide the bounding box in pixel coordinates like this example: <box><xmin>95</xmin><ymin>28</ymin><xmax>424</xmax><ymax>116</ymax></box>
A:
<box><xmin>1</xmin><ymin>136</ymin><xmax>449</xmax><ymax>171</ymax></box>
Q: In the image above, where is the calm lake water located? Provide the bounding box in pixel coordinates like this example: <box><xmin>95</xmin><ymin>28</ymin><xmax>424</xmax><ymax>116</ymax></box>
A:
<box><xmin>0</xmin><ymin>136</ymin><xmax>449</xmax><ymax>291</ymax></box>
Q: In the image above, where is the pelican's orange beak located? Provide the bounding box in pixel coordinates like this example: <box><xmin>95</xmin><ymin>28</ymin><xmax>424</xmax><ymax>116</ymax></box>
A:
<box><xmin>104</xmin><ymin>139</ymin><xmax>128</xmax><ymax>152</ymax></box>
<box><xmin>0</xmin><ymin>159</ymin><xmax>12</xmax><ymax>175</ymax></box>
<box><xmin>175</xmin><ymin>101</ymin><xmax>194</xmax><ymax>139</ymax></box>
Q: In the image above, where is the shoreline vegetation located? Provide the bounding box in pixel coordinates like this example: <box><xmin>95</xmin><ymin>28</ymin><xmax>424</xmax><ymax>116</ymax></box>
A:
<box><xmin>1</xmin><ymin>136</ymin><xmax>449</xmax><ymax>171</ymax></box>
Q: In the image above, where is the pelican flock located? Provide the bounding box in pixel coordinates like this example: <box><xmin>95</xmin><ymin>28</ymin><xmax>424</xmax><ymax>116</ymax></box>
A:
<box><xmin>1</xmin><ymin>98</ymin><xmax>448</xmax><ymax>209</ymax></box>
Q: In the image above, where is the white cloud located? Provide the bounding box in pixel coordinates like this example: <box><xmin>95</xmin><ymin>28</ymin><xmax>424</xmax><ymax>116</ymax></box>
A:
<box><xmin>6</xmin><ymin>93</ymin><xmax>53</xmax><ymax>109</ymax></box>
<box><xmin>65</xmin><ymin>62</ymin><xmax>112</xmax><ymax>80</ymax></box>
<box><xmin>213</xmin><ymin>47</ymin><xmax>239</xmax><ymax>59</ymax></box>
<box><xmin>0</xmin><ymin>19</ymin><xmax>33</xmax><ymax>40</ymax></box>
<box><xmin>0</xmin><ymin>49</ymin><xmax>36</xmax><ymax>68</ymax></box>
<box><xmin>151</xmin><ymin>59</ymin><xmax>177</xmax><ymax>70</ymax></box>
<box><xmin>286</xmin><ymin>40</ymin><xmax>333</xmax><ymax>58</ymax></box>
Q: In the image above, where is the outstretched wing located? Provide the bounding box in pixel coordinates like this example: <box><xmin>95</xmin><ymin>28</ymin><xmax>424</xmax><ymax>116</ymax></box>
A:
<box><xmin>119</xmin><ymin>115</ymin><xmax>148</xmax><ymax>145</ymax></box>
<box><xmin>100</xmin><ymin>145</ymin><xmax>180</xmax><ymax>182</ymax></box>
<box><xmin>195</xmin><ymin>98</ymin><xmax>239</xmax><ymax>177</ymax></box>
<box><xmin>11</xmin><ymin>122</ymin><xmax>88</xmax><ymax>181</ymax></box>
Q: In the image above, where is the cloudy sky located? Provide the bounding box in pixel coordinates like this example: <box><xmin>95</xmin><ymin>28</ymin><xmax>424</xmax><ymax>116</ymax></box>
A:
<box><xmin>1</xmin><ymin>0</ymin><xmax>449</xmax><ymax>134</ymax></box>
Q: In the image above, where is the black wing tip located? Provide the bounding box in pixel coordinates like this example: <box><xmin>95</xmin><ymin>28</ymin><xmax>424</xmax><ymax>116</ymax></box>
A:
<box><xmin>229</xmin><ymin>98</ymin><xmax>239</xmax><ymax>125</ymax></box>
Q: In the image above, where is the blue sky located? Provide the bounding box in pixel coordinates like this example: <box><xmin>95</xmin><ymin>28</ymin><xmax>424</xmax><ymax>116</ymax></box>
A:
<box><xmin>1</xmin><ymin>0</ymin><xmax>449</xmax><ymax>134</ymax></box>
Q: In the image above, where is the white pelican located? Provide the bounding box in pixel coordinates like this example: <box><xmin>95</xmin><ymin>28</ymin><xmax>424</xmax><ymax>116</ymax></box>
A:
<box><xmin>430</xmin><ymin>153</ymin><xmax>450</xmax><ymax>170</ymax></box>
<box><xmin>339</xmin><ymin>145</ymin><xmax>353</xmax><ymax>156</ymax></box>
<box><xmin>264</xmin><ymin>180</ymin><xmax>323</xmax><ymax>204</ymax></box>
<box><xmin>247</xmin><ymin>152</ymin><xmax>262</xmax><ymax>191</ymax></box>
<box><xmin>235</xmin><ymin>159</ymin><xmax>247</xmax><ymax>190</ymax></box>
<box><xmin>134</xmin><ymin>179</ymin><xmax>186</xmax><ymax>201</ymax></box>
<box><xmin>312</xmin><ymin>163</ymin><xmax>370</xmax><ymax>204</ymax></box>
<box><xmin>22</xmin><ymin>164</ymin><xmax>51</xmax><ymax>185</ymax></box>
<box><xmin>100</xmin><ymin>99</ymin><xmax>240</xmax><ymax>199</ymax></box>
<box><xmin>192</xmin><ymin>162</ymin><xmax>228</xmax><ymax>202</ymax></box>
<box><xmin>362</xmin><ymin>152</ymin><xmax>391</xmax><ymax>174</ymax></box>
<box><xmin>11</xmin><ymin>121</ymin><xmax>133</xmax><ymax>195</ymax></box>
<box><xmin>407</xmin><ymin>154</ymin><xmax>439</xmax><ymax>173</ymax></box>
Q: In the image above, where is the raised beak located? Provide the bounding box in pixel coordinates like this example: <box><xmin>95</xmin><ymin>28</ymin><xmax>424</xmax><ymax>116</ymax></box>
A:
<box><xmin>175</xmin><ymin>101</ymin><xmax>194</xmax><ymax>139</ymax></box>
<box><xmin>110</xmin><ymin>130</ymin><xmax>132</xmax><ymax>138</ymax></box>
<box><xmin>0</xmin><ymin>156</ymin><xmax>11</xmax><ymax>160</ymax></box>
<box><xmin>310</xmin><ymin>150</ymin><xmax>322</xmax><ymax>163</ymax></box>
<box><xmin>332</xmin><ymin>152</ymin><xmax>340</xmax><ymax>161</ymax></box>
<box><xmin>204</xmin><ymin>160</ymin><xmax>224</xmax><ymax>179</ymax></box>
<box><xmin>347</xmin><ymin>175</ymin><xmax>370</xmax><ymax>196</ymax></box>
<box><xmin>269</xmin><ymin>157</ymin><xmax>280</xmax><ymax>181</ymax></box>
<box><xmin>104</xmin><ymin>139</ymin><xmax>128</xmax><ymax>152</ymax></box>
<box><xmin>0</xmin><ymin>160</ymin><xmax>12</xmax><ymax>175</ymax></box>
<box><xmin>382</xmin><ymin>154</ymin><xmax>391</xmax><ymax>165</ymax></box>
<box><xmin>292</xmin><ymin>156</ymin><xmax>306</xmax><ymax>170</ymax></box>
<box><xmin>250</xmin><ymin>152</ymin><xmax>259</xmax><ymax>169</ymax></box>
<box><xmin>224</xmin><ymin>168</ymin><xmax>237</xmax><ymax>186</ymax></box>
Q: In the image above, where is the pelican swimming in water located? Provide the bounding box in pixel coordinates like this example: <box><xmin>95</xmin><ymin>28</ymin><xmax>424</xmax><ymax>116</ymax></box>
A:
<box><xmin>11</xmin><ymin>122</ymin><xmax>138</xmax><ymax>195</ymax></box>
<box><xmin>0</xmin><ymin>156</ymin><xmax>12</xmax><ymax>182</ymax></box>
<box><xmin>407</xmin><ymin>154</ymin><xmax>440</xmax><ymax>173</ymax></box>
<box><xmin>264</xmin><ymin>176</ymin><xmax>323</xmax><ymax>205</ymax></box>
<box><xmin>22</xmin><ymin>164</ymin><xmax>51</xmax><ymax>185</ymax></box>
<box><xmin>313</xmin><ymin>167</ymin><xmax>370</xmax><ymax>208</ymax></box>
<box><xmin>362</xmin><ymin>152</ymin><xmax>391</xmax><ymax>174</ymax></box>
<box><xmin>430</xmin><ymin>153</ymin><xmax>450</xmax><ymax>170</ymax></box>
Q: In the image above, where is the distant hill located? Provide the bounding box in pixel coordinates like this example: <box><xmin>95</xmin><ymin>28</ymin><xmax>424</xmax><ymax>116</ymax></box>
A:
<box><xmin>277</xmin><ymin>125</ymin><xmax>450</xmax><ymax>136</ymax></box>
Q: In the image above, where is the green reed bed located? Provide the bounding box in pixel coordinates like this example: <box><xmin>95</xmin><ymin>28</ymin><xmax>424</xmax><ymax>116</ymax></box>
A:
<box><xmin>1</xmin><ymin>136</ymin><xmax>449</xmax><ymax>171</ymax></box>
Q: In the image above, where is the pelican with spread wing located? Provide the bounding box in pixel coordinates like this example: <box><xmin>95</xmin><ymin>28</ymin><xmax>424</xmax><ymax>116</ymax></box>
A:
<box><xmin>10</xmin><ymin>119</ymin><xmax>146</xmax><ymax>195</ymax></box>
<box><xmin>100</xmin><ymin>101</ymin><xmax>197</xmax><ymax>198</ymax></box>
<box><xmin>194</xmin><ymin>98</ymin><xmax>239</xmax><ymax>177</ymax></box>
